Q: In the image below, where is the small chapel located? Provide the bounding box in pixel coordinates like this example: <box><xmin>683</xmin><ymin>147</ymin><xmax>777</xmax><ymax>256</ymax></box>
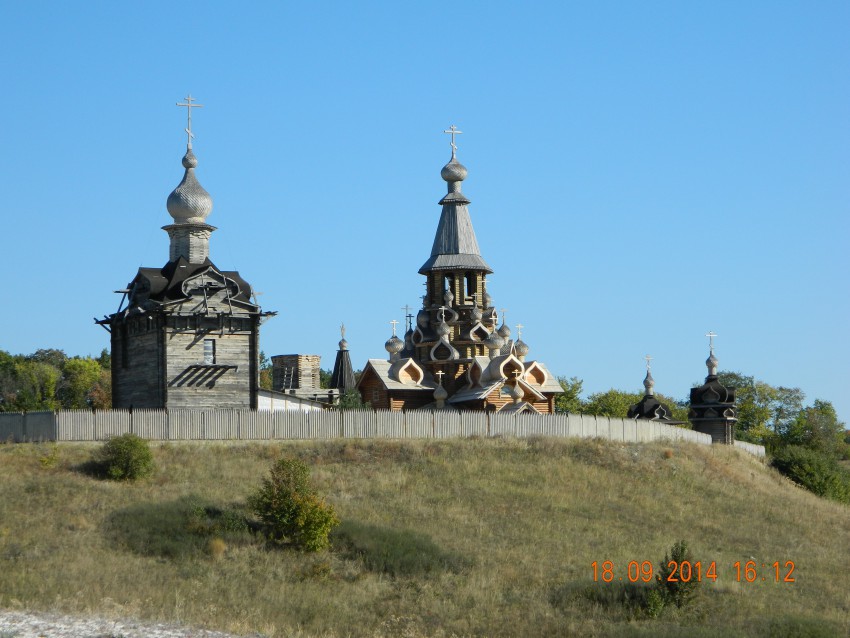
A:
<box><xmin>97</xmin><ymin>97</ymin><xmax>273</xmax><ymax>409</ymax></box>
<box><xmin>357</xmin><ymin>128</ymin><xmax>563</xmax><ymax>413</ymax></box>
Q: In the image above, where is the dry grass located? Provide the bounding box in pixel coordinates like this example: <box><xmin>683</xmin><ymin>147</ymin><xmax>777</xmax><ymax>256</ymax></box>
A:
<box><xmin>0</xmin><ymin>437</ymin><xmax>847</xmax><ymax>637</ymax></box>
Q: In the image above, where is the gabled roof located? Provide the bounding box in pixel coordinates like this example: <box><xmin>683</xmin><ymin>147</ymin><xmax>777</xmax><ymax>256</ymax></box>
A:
<box><xmin>499</xmin><ymin>401</ymin><xmax>542</xmax><ymax>414</ymax></box>
<box><xmin>359</xmin><ymin>359</ymin><xmax>435</xmax><ymax>392</ymax></box>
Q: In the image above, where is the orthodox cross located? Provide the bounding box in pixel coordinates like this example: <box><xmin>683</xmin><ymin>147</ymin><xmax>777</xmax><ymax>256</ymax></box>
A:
<box><xmin>706</xmin><ymin>331</ymin><xmax>717</xmax><ymax>354</ymax></box>
<box><xmin>389</xmin><ymin>319</ymin><xmax>399</xmax><ymax>337</ymax></box>
<box><xmin>515</xmin><ymin>323</ymin><xmax>524</xmax><ymax>339</ymax></box>
<box><xmin>644</xmin><ymin>354</ymin><xmax>653</xmax><ymax>371</ymax></box>
<box><xmin>438</xmin><ymin>306</ymin><xmax>447</xmax><ymax>322</ymax></box>
<box><xmin>177</xmin><ymin>94</ymin><xmax>203</xmax><ymax>149</ymax></box>
<box><xmin>513</xmin><ymin>370</ymin><xmax>522</xmax><ymax>379</ymax></box>
<box><xmin>401</xmin><ymin>304</ymin><xmax>413</xmax><ymax>330</ymax></box>
<box><xmin>443</xmin><ymin>124</ymin><xmax>462</xmax><ymax>158</ymax></box>
<box><xmin>435</xmin><ymin>370</ymin><xmax>445</xmax><ymax>386</ymax></box>
<box><xmin>340</xmin><ymin>323</ymin><xmax>346</xmax><ymax>339</ymax></box>
<box><xmin>500</xmin><ymin>308</ymin><xmax>508</xmax><ymax>325</ymax></box>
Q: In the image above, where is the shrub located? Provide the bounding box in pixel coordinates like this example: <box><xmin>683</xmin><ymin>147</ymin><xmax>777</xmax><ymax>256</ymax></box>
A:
<box><xmin>655</xmin><ymin>540</ymin><xmax>700</xmax><ymax>609</ymax></box>
<box><xmin>770</xmin><ymin>445</ymin><xmax>850</xmax><ymax>503</ymax></box>
<box><xmin>248</xmin><ymin>457</ymin><xmax>339</xmax><ymax>551</ymax></box>
<box><xmin>95</xmin><ymin>433</ymin><xmax>154</xmax><ymax>480</ymax></box>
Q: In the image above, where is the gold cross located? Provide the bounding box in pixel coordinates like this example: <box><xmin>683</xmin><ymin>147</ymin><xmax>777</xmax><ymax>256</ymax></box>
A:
<box><xmin>176</xmin><ymin>94</ymin><xmax>203</xmax><ymax>149</ymax></box>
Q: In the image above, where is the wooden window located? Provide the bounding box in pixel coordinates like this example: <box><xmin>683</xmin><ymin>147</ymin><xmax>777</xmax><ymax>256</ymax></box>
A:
<box><xmin>204</xmin><ymin>339</ymin><xmax>216</xmax><ymax>365</ymax></box>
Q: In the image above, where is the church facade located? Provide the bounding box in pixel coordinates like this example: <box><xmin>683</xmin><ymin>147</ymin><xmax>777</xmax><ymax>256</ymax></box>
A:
<box><xmin>357</xmin><ymin>129</ymin><xmax>563</xmax><ymax>413</ymax></box>
<box><xmin>97</xmin><ymin>97</ymin><xmax>272</xmax><ymax>409</ymax></box>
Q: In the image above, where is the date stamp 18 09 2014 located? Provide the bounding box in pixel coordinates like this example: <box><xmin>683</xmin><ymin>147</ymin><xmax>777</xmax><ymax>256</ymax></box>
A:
<box><xmin>591</xmin><ymin>560</ymin><xmax>796</xmax><ymax>584</ymax></box>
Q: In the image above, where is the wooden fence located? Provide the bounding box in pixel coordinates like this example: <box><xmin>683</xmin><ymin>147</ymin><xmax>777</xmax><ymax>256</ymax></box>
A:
<box><xmin>0</xmin><ymin>408</ymin><xmax>747</xmax><ymax>450</ymax></box>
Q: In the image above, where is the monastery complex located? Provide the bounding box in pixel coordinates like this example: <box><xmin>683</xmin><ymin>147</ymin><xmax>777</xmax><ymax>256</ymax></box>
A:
<box><xmin>97</xmin><ymin>98</ymin><xmax>737</xmax><ymax>444</ymax></box>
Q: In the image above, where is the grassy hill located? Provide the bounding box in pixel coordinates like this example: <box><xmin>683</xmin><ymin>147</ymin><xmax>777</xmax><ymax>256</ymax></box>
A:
<box><xmin>0</xmin><ymin>437</ymin><xmax>847</xmax><ymax>637</ymax></box>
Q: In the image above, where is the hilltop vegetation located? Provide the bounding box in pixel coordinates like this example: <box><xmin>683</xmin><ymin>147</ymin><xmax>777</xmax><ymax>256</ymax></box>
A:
<box><xmin>0</xmin><ymin>437</ymin><xmax>847</xmax><ymax>637</ymax></box>
<box><xmin>2</xmin><ymin>346</ymin><xmax>847</xmax><ymax>503</ymax></box>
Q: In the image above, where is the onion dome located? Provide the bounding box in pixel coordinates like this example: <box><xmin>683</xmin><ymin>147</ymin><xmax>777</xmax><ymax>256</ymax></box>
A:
<box><xmin>434</xmin><ymin>383</ymin><xmax>448</xmax><ymax>402</ymax></box>
<box><xmin>444</xmin><ymin>288</ymin><xmax>455</xmax><ymax>306</ymax></box>
<box><xmin>339</xmin><ymin>337</ymin><xmax>348</xmax><ymax>351</ymax></box>
<box><xmin>514</xmin><ymin>339</ymin><xmax>529</xmax><ymax>360</ymax></box>
<box><xmin>441</xmin><ymin>157</ymin><xmax>468</xmax><ymax>183</ymax></box>
<box><xmin>470</xmin><ymin>304</ymin><xmax>483</xmax><ymax>323</ymax></box>
<box><xmin>483</xmin><ymin>291</ymin><xmax>493</xmax><ymax>308</ymax></box>
<box><xmin>167</xmin><ymin>149</ymin><xmax>213</xmax><ymax>224</ymax></box>
<box><xmin>497</xmin><ymin>322</ymin><xmax>511</xmax><ymax>339</ymax></box>
<box><xmin>706</xmin><ymin>352</ymin><xmax>719</xmax><ymax>377</ymax></box>
<box><xmin>484</xmin><ymin>330</ymin><xmax>505</xmax><ymax>359</ymax></box>
<box><xmin>385</xmin><ymin>335</ymin><xmax>404</xmax><ymax>356</ymax></box>
<box><xmin>507</xmin><ymin>382</ymin><xmax>524</xmax><ymax>404</ymax></box>
<box><xmin>643</xmin><ymin>370</ymin><xmax>655</xmax><ymax>396</ymax></box>
<box><xmin>417</xmin><ymin>307</ymin><xmax>430</xmax><ymax>329</ymax></box>
<box><xmin>436</xmin><ymin>318</ymin><xmax>451</xmax><ymax>337</ymax></box>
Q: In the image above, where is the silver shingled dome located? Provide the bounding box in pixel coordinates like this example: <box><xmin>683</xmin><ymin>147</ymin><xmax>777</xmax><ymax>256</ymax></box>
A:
<box><xmin>385</xmin><ymin>335</ymin><xmax>404</xmax><ymax>355</ymax></box>
<box><xmin>706</xmin><ymin>352</ymin><xmax>719</xmax><ymax>376</ymax></box>
<box><xmin>514</xmin><ymin>339</ymin><xmax>529</xmax><ymax>358</ymax></box>
<box><xmin>441</xmin><ymin>158</ymin><xmax>468</xmax><ymax>183</ymax></box>
<box><xmin>167</xmin><ymin>149</ymin><xmax>213</xmax><ymax>224</ymax></box>
<box><xmin>643</xmin><ymin>370</ymin><xmax>655</xmax><ymax>396</ymax></box>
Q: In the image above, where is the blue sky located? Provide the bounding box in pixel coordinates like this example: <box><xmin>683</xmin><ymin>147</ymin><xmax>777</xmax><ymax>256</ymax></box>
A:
<box><xmin>1</xmin><ymin>2</ymin><xmax>848</xmax><ymax>422</ymax></box>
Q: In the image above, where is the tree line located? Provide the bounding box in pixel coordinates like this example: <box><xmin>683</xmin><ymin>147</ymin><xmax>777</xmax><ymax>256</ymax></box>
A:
<box><xmin>0</xmin><ymin>348</ymin><xmax>111</xmax><ymax>412</ymax></box>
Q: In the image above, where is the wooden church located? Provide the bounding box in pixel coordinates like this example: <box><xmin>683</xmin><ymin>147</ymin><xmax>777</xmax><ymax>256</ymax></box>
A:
<box><xmin>97</xmin><ymin>97</ymin><xmax>273</xmax><ymax>409</ymax></box>
<box><xmin>357</xmin><ymin>129</ymin><xmax>563</xmax><ymax>413</ymax></box>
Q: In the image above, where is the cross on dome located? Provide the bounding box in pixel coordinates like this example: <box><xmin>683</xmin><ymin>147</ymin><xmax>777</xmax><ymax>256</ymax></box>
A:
<box><xmin>402</xmin><ymin>304</ymin><xmax>414</xmax><ymax>331</ymax></box>
<box><xmin>435</xmin><ymin>370</ymin><xmax>445</xmax><ymax>385</ymax></box>
<box><xmin>645</xmin><ymin>354</ymin><xmax>653</xmax><ymax>371</ymax></box>
<box><xmin>706</xmin><ymin>331</ymin><xmax>718</xmax><ymax>353</ymax></box>
<box><xmin>389</xmin><ymin>319</ymin><xmax>399</xmax><ymax>336</ymax></box>
<box><xmin>443</xmin><ymin>124</ymin><xmax>462</xmax><ymax>159</ymax></box>
<box><xmin>515</xmin><ymin>323</ymin><xmax>524</xmax><ymax>339</ymax></box>
<box><xmin>340</xmin><ymin>323</ymin><xmax>346</xmax><ymax>338</ymax></box>
<box><xmin>176</xmin><ymin>94</ymin><xmax>203</xmax><ymax>149</ymax></box>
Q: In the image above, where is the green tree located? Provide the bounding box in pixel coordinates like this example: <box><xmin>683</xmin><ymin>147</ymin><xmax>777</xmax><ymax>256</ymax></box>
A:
<box><xmin>97</xmin><ymin>348</ymin><xmax>111</xmax><ymax>370</ymax></box>
<box><xmin>249</xmin><ymin>457</ymin><xmax>340</xmax><ymax>551</ymax></box>
<box><xmin>26</xmin><ymin>348</ymin><xmax>68</xmax><ymax>369</ymax></box>
<box><xmin>88</xmin><ymin>368</ymin><xmax>112</xmax><ymax>410</ymax></box>
<box><xmin>336</xmin><ymin>389</ymin><xmax>368</xmax><ymax>410</ymax></box>
<box><xmin>320</xmin><ymin>368</ymin><xmax>333</xmax><ymax>389</ymax></box>
<box><xmin>0</xmin><ymin>350</ymin><xmax>17</xmax><ymax>411</ymax></box>
<box><xmin>258</xmin><ymin>350</ymin><xmax>273</xmax><ymax>391</ymax></box>
<box><xmin>554</xmin><ymin>376</ymin><xmax>583</xmax><ymax>414</ymax></box>
<box><xmin>783</xmin><ymin>400</ymin><xmax>847</xmax><ymax>459</ymax></box>
<box><xmin>717</xmin><ymin>371</ymin><xmax>804</xmax><ymax>444</ymax></box>
<box><xmin>60</xmin><ymin>357</ymin><xmax>103</xmax><ymax>409</ymax></box>
<box><xmin>582</xmin><ymin>388</ymin><xmax>643</xmax><ymax>418</ymax></box>
<box><xmin>12</xmin><ymin>360</ymin><xmax>61</xmax><ymax>411</ymax></box>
